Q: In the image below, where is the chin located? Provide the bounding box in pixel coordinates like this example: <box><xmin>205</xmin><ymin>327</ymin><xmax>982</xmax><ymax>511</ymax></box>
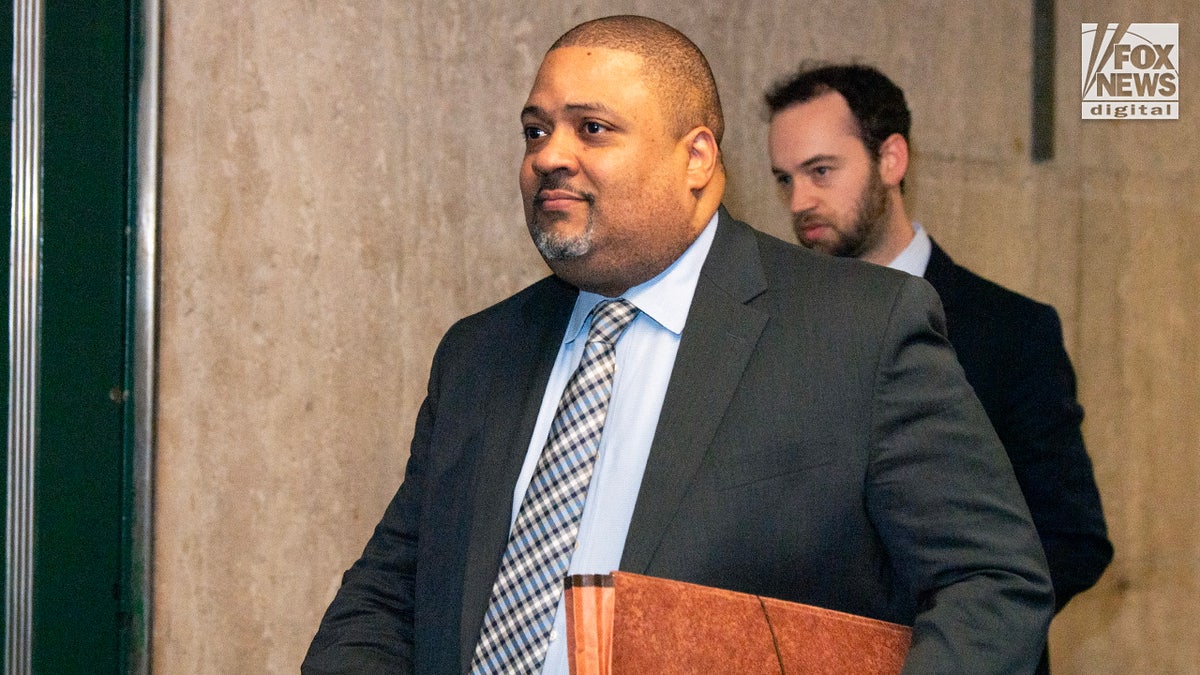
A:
<box><xmin>531</xmin><ymin>218</ymin><xmax>592</xmax><ymax>260</ymax></box>
<box><xmin>533</xmin><ymin>229</ymin><xmax>592</xmax><ymax>261</ymax></box>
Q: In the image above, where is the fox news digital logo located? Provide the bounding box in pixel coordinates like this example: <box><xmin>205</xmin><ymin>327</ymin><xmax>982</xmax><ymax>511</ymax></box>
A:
<box><xmin>1082</xmin><ymin>23</ymin><xmax>1179</xmax><ymax>120</ymax></box>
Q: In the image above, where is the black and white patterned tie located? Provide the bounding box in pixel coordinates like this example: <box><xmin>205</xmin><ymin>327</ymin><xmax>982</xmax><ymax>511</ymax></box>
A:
<box><xmin>470</xmin><ymin>298</ymin><xmax>640</xmax><ymax>674</ymax></box>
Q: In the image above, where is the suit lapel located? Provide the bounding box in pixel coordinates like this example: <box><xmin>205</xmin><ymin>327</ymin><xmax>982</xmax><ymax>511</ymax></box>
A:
<box><xmin>458</xmin><ymin>277</ymin><xmax>577</xmax><ymax>666</ymax></box>
<box><xmin>620</xmin><ymin>209</ymin><xmax>769</xmax><ymax>573</ymax></box>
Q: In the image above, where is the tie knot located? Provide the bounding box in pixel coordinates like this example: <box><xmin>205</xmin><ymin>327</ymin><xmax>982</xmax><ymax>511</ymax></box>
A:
<box><xmin>587</xmin><ymin>299</ymin><xmax>639</xmax><ymax>346</ymax></box>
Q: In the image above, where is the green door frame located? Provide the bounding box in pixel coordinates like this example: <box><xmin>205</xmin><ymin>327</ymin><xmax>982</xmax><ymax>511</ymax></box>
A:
<box><xmin>5</xmin><ymin>0</ymin><xmax>157</xmax><ymax>671</ymax></box>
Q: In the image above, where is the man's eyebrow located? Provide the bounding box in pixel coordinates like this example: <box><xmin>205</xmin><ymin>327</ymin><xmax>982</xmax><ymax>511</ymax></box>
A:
<box><xmin>771</xmin><ymin>154</ymin><xmax>841</xmax><ymax>176</ymax></box>
<box><xmin>520</xmin><ymin>101</ymin><xmax>620</xmax><ymax>119</ymax></box>
<box><xmin>771</xmin><ymin>154</ymin><xmax>843</xmax><ymax>177</ymax></box>
<box><xmin>799</xmin><ymin>153</ymin><xmax>839</xmax><ymax>168</ymax></box>
<box><xmin>564</xmin><ymin>101</ymin><xmax>618</xmax><ymax>116</ymax></box>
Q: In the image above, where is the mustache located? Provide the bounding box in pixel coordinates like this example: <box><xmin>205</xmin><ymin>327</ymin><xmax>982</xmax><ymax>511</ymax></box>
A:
<box><xmin>792</xmin><ymin>210</ymin><xmax>827</xmax><ymax>229</ymax></box>
<box><xmin>533</xmin><ymin>175</ymin><xmax>595</xmax><ymax>205</ymax></box>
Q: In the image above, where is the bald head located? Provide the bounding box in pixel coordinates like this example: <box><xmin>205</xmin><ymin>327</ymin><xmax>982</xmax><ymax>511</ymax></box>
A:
<box><xmin>551</xmin><ymin>15</ymin><xmax>724</xmax><ymax>145</ymax></box>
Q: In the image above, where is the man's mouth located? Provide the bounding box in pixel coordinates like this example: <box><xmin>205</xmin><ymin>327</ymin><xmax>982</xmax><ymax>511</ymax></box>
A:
<box><xmin>794</xmin><ymin>215</ymin><xmax>830</xmax><ymax>237</ymax></box>
<box><xmin>535</xmin><ymin>188</ymin><xmax>590</xmax><ymax>211</ymax></box>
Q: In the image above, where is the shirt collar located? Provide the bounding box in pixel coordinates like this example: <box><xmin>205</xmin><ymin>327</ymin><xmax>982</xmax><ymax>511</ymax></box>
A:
<box><xmin>886</xmin><ymin>221</ymin><xmax>932</xmax><ymax>276</ymax></box>
<box><xmin>565</xmin><ymin>211</ymin><xmax>720</xmax><ymax>343</ymax></box>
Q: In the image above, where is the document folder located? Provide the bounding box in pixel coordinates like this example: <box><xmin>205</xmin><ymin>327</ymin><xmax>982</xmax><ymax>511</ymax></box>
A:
<box><xmin>564</xmin><ymin>572</ymin><xmax>911</xmax><ymax>675</ymax></box>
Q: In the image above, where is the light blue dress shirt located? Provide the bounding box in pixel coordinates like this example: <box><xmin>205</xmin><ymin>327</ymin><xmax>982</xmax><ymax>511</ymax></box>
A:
<box><xmin>507</xmin><ymin>213</ymin><xmax>719</xmax><ymax>675</ymax></box>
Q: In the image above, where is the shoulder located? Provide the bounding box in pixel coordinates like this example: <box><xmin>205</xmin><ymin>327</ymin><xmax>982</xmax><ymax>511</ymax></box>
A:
<box><xmin>719</xmin><ymin>216</ymin><xmax>945</xmax><ymax>346</ymax></box>
<box><xmin>735</xmin><ymin>215</ymin><xmax>922</xmax><ymax>306</ymax></box>
<box><xmin>453</xmin><ymin>274</ymin><xmax>573</xmax><ymax>326</ymax></box>
<box><xmin>437</xmin><ymin>275</ymin><xmax>576</xmax><ymax>355</ymax></box>
<box><xmin>923</xmin><ymin>243</ymin><xmax>1073</xmax><ymax>409</ymax></box>
<box><xmin>925</xmin><ymin>241</ymin><xmax>1060</xmax><ymax>334</ymax></box>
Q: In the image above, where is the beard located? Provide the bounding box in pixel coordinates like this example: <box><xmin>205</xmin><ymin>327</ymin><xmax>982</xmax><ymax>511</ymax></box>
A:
<box><xmin>530</xmin><ymin>210</ymin><xmax>594</xmax><ymax>260</ymax></box>
<box><xmin>794</xmin><ymin>167</ymin><xmax>890</xmax><ymax>259</ymax></box>
<box><xmin>527</xmin><ymin>176</ymin><xmax>597</xmax><ymax>261</ymax></box>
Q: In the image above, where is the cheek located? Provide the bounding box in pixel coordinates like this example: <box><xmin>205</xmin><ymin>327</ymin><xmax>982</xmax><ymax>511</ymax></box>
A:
<box><xmin>825</xmin><ymin>175</ymin><xmax>860</xmax><ymax>209</ymax></box>
<box><xmin>518</xmin><ymin>161</ymin><xmax>536</xmax><ymax>195</ymax></box>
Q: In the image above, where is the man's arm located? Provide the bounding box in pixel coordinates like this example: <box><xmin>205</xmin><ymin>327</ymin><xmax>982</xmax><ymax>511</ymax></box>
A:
<box><xmin>866</xmin><ymin>276</ymin><xmax>1055</xmax><ymax>674</ymax></box>
<box><xmin>997</xmin><ymin>307</ymin><xmax>1112</xmax><ymax>611</ymax></box>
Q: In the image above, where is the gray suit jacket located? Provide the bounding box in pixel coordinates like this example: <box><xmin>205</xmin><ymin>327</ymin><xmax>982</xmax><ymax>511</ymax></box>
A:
<box><xmin>924</xmin><ymin>240</ymin><xmax>1111</xmax><ymax>611</ymax></box>
<box><xmin>304</xmin><ymin>208</ymin><xmax>1054</xmax><ymax>674</ymax></box>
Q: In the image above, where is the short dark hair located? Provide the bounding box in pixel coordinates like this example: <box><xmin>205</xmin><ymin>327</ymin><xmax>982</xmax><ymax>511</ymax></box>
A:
<box><xmin>764</xmin><ymin>63</ymin><xmax>910</xmax><ymax>160</ymax></box>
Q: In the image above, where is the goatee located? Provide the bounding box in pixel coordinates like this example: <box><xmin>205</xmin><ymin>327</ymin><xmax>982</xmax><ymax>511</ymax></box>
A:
<box><xmin>528</xmin><ymin>176</ymin><xmax>596</xmax><ymax>261</ymax></box>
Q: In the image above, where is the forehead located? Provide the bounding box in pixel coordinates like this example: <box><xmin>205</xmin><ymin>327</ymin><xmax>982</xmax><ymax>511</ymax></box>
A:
<box><xmin>768</xmin><ymin>92</ymin><xmax>866</xmax><ymax>158</ymax></box>
<box><xmin>524</xmin><ymin>46</ymin><xmax>654</xmax><ymax>114</ymax></box>
<box><xmin>769</xmin><ymin>93</ymin><xmax>861</xmax><ymax>144</ymax></box>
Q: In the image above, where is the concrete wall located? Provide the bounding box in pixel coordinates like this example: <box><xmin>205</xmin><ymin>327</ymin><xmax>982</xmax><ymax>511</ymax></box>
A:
<box><xmin>154</xmin><ymin>1</ymin><xmax>1199</xmax><ymax>671</ymax></box>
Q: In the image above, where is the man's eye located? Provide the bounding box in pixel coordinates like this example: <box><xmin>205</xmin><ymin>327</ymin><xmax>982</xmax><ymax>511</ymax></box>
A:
<box><xmin>583</xmin><ymin>121</ymin><xmax>606</xmax><ymax>134</ymax></box>
<box><xmin>774</xmin><ymin>174</ymin><xmax>792</xmax><ymax>187</ymax></box>
<box><xmin>523</xmin><ymin>126</ymin><xmax>547</xmax><ymax>141</ymax></box>
<box><xmin>812</xmin><ymin>166</ymin><xmax>831</xmax><ymax>177</ymax></box>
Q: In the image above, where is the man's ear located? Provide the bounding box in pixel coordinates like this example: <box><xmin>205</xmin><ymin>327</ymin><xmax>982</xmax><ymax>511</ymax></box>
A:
<box><xmin>683</xmin><ymin>126</ymin><xmax>720</xmax><ymax>191</ymax></box>
<box><xmin>877</xmin><ymin>132</ymin><xmax>909</xmax><ymax>189</ymax></box>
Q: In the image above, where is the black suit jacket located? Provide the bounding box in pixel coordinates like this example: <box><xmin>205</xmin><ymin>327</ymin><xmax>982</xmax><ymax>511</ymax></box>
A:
<box><xmin>304</xmin><ymin>210</ymin><xmax>1054</xmax><ymax>674</ymax></box>
<box><xmin>923</xmin><ymin>242</ymin><xmax>1112</xmax><ymax>674</ymax></box>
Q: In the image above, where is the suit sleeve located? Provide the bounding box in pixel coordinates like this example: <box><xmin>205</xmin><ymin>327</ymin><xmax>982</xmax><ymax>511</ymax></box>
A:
<box><xmin>865</xmin><ymin>276</ymin><xmax>1055</xmax><ymax>674</ymax></box>
<box><xmin>301</xmin><ymin>347</ymin><xmax>446</xmax><ymax>675</ymax></box>
<box><xmin>993</xmin><ymin>307</ymin><xmax>1112</xmax><ymax>610</ymax></box>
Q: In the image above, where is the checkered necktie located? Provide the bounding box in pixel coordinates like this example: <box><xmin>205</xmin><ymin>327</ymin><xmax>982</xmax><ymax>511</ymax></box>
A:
<box><xmin>470</xmin><ymin>298</ymin><xmax>639</xmax><ymax>674</ymax></box>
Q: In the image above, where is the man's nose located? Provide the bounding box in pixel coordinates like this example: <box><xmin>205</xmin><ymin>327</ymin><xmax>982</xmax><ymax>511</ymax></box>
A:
<box><xmin>530</xmin><ymin>130</ymin><xmax>579</xmax><ymax>176</ymax></box>
<box><xmin>789</xmin><ymin>182</ymin><xmax>818</xmax><ymax>214</ymax></box>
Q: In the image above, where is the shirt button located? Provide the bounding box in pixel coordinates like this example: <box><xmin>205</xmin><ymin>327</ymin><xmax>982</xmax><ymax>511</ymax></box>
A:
<box><xmin>550</xmin><ymin>630</ymin><xmax>559</xmax><ymax>641</ymax></box>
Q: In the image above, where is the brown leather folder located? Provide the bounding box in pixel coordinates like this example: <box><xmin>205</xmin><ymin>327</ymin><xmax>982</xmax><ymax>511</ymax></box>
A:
<box><xmin>564</xmin><ymin>572</ymin><xmax>911</xmax><ymax>675</ymax></box>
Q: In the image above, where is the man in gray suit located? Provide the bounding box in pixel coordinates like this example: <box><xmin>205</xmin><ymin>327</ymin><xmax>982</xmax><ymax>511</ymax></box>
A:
<box><xmin>304</xmin><ymin>15</ymin><xmax>1053</xmax><ymax>675</ymax></box>
<box><xmin>764</xmin><ymin>62</ymin><xmax>1112</xmax><ymax>675</ymax></box>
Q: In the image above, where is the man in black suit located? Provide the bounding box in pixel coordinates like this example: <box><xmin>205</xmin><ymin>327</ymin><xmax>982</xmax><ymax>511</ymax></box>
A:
<box><xmin>304</xmin><ymin>17</ymin><xmax>1053</xmax><ymax>674</ymax></box>
<box><xmin>765</xmin><ymin>63</ymin><xmax>1113</xmax><ymax>674</ymax></box>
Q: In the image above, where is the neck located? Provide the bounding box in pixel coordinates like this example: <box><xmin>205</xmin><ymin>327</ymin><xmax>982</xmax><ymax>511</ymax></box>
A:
<box><xmin>859</xmin><ymin>193</ymin><xmax>913</xmax><ymax>266</ymax></box>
